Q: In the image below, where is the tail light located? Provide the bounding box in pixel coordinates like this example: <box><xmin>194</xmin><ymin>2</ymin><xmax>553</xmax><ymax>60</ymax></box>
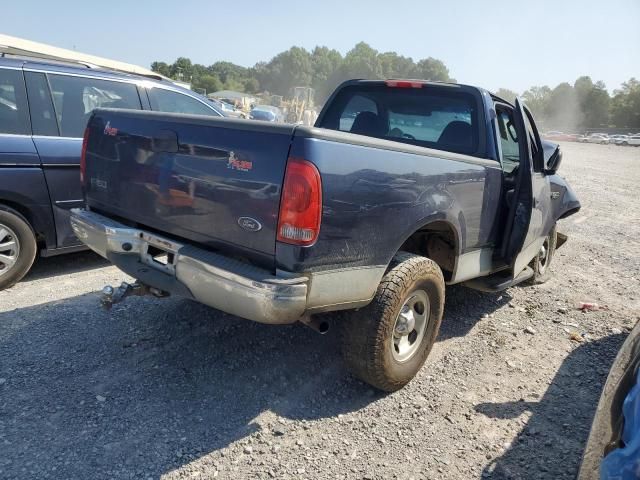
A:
<box><xmin>277</xmin><ymin>158</ymin><xmax>322</xmax><ymax>246</ymax></box>
<box><xmin>80</xmin><ymin>126</ymin><xmax>90</xmax><ymax>185</ymax></box>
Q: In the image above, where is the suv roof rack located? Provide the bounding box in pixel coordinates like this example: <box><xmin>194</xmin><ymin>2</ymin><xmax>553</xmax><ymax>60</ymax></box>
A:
<box><xmin>0</xmin><ymin>34</ymin><xmax>169</xmax><ymax>82</ymax></box>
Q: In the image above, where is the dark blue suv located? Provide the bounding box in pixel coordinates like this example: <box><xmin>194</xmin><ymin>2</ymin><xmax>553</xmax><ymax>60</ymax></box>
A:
<box><xmin>0</xmin><ymin>56</ymin><xmax>223</xmax><ymax>289</ymax></box>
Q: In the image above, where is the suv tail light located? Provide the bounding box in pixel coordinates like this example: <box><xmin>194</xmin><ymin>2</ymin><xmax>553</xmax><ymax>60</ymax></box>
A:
<box><xmin>80</xmin><ymin>126</ymin><xmax>90</xmax><ymax>185</ymax></box>
<box><xmin>277</xmin><ymin>158</ymin><xmax>322</xmax><ymax>246</ymax></box>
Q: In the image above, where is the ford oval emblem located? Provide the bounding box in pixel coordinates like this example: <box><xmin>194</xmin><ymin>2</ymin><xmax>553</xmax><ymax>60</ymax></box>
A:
<box><xmin>238</xmin><ymin>217</ymin><xmax>262</xmax><ymax>232</ymax></box>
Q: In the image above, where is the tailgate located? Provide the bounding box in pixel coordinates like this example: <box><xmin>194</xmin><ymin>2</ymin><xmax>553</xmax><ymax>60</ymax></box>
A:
<box><xmin>83</xmin><ymin>109</ymin><xmax>296</xmax><ymax>264</ymax></box>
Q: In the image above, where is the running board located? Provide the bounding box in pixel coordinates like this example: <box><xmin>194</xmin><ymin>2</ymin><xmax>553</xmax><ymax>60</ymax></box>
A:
<box><xmin>462</xmin><ymin>266</ymin><xmax>534</xmax><ymax>293</ymax></box>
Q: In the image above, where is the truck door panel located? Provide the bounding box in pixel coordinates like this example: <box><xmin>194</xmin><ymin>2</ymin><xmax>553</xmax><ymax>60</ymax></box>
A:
<box><xmin>499</xmin><ymin>98</ymin><xmax>552</xmax><ymax>275</ymax></box>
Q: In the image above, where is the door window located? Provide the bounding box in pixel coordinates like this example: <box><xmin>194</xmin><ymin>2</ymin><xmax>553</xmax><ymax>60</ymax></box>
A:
<box><xmin>147</xmin><ymin>87</ymin><xmax>219</xmax><ymax>116</ymax></box>
<box><xmin>25</xmin><ymin>72</ymin><xmax>59</xmax><ymax>136</ymax></box>
<box><xmin>0</xmin><ymin>68</ymin><xmax>30</xmax><ymax>135</ymax></box>
<box><xmin>495</xmin><ymin>107</ymin><xmax>520</xmax><ymax>173</ymax></box>
<box><xmin>48</xmin><ymin>74</ymin><xmax>142</xmax><ymax>137</ymax></box>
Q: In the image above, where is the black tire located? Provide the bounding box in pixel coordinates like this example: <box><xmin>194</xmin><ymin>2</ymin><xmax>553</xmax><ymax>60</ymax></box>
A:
<box><xmin>0</xmin><ymin>206</ymin><xmax>37</xmax><ymax>290</ymax></box>
<box><xmin>528</xmin><ymin>225</ymin><xmax>557</xmax><ymax>284</ymax></box>
<box><xmin>340</xmin><ymin>252</ymin><xmax>445</xmax><ymax>392</ymax></box>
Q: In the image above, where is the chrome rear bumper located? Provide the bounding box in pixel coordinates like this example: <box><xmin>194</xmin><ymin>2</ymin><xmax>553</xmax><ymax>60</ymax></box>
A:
<box><xmin>70</xmin><ymin>209</ymin><xmax>308</xmax><ymax>324</ymax></box>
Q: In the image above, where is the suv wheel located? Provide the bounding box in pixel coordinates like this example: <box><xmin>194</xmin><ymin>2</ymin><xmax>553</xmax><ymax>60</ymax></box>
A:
<box><xmin>0</xmin><ymin>207</ymin><xmax>37</xmax><ymax>290</ymax></box>
<box><xmin>340</xmin><ymin>252</ymin><xmax>444</xmax><ymax>392</ymax></box>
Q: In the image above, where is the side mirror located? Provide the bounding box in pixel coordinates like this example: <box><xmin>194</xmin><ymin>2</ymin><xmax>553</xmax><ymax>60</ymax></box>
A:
<box><xmin>545</xmin><ymin>146</ymin><xmax>562</xmax><ymax>174</ymax></box>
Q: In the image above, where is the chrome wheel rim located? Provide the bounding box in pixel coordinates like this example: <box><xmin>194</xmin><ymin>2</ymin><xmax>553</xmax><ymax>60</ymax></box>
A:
<box><xmin>391</xmin><ymin>289</ymin><xmax>429</xmax><ymax>362</ymax></box>
<box><xmin>0</xmin><ymin>224</ymin><xmax>19</xmax><ymax>277</ymax></box>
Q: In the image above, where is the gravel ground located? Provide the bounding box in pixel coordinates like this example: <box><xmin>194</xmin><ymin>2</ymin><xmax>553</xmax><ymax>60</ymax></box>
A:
<box><xmin>1</xmin><ymin>142</ymin><xmax>639</xmax><ymax>480</ymax></box>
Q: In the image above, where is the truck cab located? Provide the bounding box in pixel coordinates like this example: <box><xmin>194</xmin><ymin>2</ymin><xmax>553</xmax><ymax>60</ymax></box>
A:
<box><xmin>0</xmin><ymin>55</ymin><xmax>223</xmax><ymax>289</ymax></box>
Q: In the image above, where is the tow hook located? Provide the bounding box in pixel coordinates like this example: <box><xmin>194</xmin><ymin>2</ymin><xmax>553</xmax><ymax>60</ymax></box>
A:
<box><xmin>100</xmin><ymin>281</ymin><xmax>168</xmax><ymax>310</ymax></box>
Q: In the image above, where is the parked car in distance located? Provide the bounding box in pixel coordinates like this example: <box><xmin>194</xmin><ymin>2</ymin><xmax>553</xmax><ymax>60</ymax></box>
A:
<box><xmin>71</xmin><ymin>79</ymin><xmax>580</xmax><ymax>391</ymax></box>
<box><xmin>609</xmin><ymin>134</ymin><xmax>628</xmax><ymax>145</ymax></box>
<box><xmin>567</xmin><ymin>133</ymin><xmax>584</xmax><ymax>142</ymax></box>
<box><xmin>619</xmin><ymin>135</ymin><xmax>640</xmax><ymax>146</ymax></box>
<box><xmin>209</xmin><ymin>98</ymin><xmax>246</xmax><ymax>119</ymax></box>
<box><xmin>249</xmin><ymin>105</ymin><xmax>284</xmax><ymax>122</ymax></box>
<box><xmin>0</xmin><ymin>55</ymin><xmax>223</xmax><ymax>289</ymax></box>
<box><xmin>585</xmin><ymin>134</ymin><xmax>610</xmax><ymax>144</ymax></box>
<box><xmin>543</xmin><ymin>131</ymin><xmax>572</xmax><ymax>141</ymax></box>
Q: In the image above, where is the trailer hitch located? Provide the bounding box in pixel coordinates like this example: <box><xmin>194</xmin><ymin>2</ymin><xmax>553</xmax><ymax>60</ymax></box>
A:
<box><xmin>100</xmin><ymin>281</ymin><xmax>168</xmax><ymax>310</ymax></box>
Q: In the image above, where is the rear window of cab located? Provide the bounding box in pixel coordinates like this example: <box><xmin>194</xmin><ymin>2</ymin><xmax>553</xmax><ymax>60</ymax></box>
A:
<box><xmin>318</xmin><ymin>84</ymin><xmax>480</xmax><ymax>156</ymax></box>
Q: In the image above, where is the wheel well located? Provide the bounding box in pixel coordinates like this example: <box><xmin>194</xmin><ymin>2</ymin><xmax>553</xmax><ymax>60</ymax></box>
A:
<box><xmin>0</xmin><ymin>200</ymin><xmax>45</xmax><ymax>246</ymax></box>
<box><xmin>398</xmin><ymin>221</ymin><xmax>458</xmax><ymax>281</ymax></box>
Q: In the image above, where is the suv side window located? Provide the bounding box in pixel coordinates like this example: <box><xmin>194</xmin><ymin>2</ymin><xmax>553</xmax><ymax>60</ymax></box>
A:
<box><xmin>48</xmin><ymin>74</ymin><xmax>142</xmax><ymax>137</ymax></box>
<box><xmin>147</xmin><ymin>87</ymin><xmax>219</xmax><ymax>116</ymax></box>
<box><xmin>0</xmin><ymin>68</ymin><xmax>30</xmax><ymax>135</ymax></box>
<box><xmin>495</xmin><ymin>106</ymin><xmax>520</xmax><ymax>174</ymax></box>
<box><xmin>25</xmin><ymin>72</ymin><xmax>59</xmax><ymax>136</ymax></box>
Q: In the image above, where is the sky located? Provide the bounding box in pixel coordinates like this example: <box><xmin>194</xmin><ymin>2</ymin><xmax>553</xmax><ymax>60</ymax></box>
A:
<box><xmin>4</xmin><ymin>0</ymin><xmax>639</xmax><ymax>94</ymax></box>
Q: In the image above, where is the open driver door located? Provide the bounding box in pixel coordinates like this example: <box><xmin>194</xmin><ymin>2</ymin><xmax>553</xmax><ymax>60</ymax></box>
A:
<box><xmin>500</xmin><ymin>97</ymin><xmax>553</xmax><ymax>283</ymax></box>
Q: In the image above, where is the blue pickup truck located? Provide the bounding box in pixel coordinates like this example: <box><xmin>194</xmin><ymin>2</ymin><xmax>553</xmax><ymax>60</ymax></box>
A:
<box><xmin>70</xmin><ymin>79</ymin><xmax>580</xmax><ymax>391</ymax></box>
<box><xmin>0</xmin><ymin>55</ymin><xmax>223</xmax><ymax>289</ymax></box>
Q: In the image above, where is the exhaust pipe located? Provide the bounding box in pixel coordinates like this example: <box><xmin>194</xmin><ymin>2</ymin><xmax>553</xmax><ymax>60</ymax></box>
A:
<box><xmin>300</xmin><ymin>316</ymin><xmax>330</xmax><ymax>335</ymax></box>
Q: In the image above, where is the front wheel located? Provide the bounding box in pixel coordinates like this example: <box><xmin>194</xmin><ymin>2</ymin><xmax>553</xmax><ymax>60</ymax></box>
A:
<box><xmin>529</xmin><ymin>225</ymin><xmax>557</xmax><ymax>284</ymax></box>
<box><xmin>340</xmin><ymin>253</ymin><xmax>445</xmax><ymax>392</ymax></box>
<box><xmin>0</xmin><ymin>207</ymin><xmax>37</xmax><ymax>290</ymax></box>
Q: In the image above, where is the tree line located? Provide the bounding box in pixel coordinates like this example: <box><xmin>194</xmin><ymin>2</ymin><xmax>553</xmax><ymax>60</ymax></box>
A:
<box><xmin>151</xmin><ymin>42</ymin><xmax>452</xmax><ymax>102</ymax></box>
<box><xmin>151</xmin><ymin>42</ymin><xmax>639</xmax><ymax>131</ymax></box>
<box><xmin>496</xmin><ymin>77</ymin><xmax>639</xmax><ymax>132</ymax></box>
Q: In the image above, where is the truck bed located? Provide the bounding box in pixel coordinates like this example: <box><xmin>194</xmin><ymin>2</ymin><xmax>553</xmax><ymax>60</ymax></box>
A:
<box><xmin>83</xmin><ymin>110</ymin><xmax>296</xmax><ymax>268</ymax></box>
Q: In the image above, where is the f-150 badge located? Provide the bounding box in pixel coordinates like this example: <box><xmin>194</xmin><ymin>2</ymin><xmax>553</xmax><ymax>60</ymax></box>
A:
<box><xmin>103</xmin><ymin>121</ymin><xmax>118</xmax><ymax>136</ymax></box>
<box><xmin>227</xmin><ymin>151</ymin><xmax>253</xmax><ymax>172</ymax></box>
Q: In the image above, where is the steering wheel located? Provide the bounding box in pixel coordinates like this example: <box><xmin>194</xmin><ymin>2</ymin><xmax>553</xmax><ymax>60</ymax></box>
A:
<box><xmin>402</xmin><ymin>133</ymin><xmax>416</xmax><ymax>140</ymax></box>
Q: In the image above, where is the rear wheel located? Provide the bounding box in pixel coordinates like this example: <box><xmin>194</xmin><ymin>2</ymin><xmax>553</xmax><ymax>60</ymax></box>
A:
<box><xmin>340</xmin><ymin>252</ymin><xmax>444</xmax><ymax>392</ymax></box>
<box><xmin>0</xmin><ymin>207</ymin><xmax>37</xmax><ymax>290</ymax></box>
<box><xmin>529</xmin><ymin>225</ymin><xmax>557</xmax><ymax>284</ymax></box>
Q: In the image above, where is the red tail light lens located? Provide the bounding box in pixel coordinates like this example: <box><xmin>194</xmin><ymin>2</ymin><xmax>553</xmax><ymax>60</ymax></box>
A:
<box><xmin>80</xmin><ymin>126</ymin><xmax>90</xmax><ymax>185</ymax></box>
<box><xmin>277</xmin><ymin>158</ymin><xmax>322</xmax><ymax>246</ymax></box>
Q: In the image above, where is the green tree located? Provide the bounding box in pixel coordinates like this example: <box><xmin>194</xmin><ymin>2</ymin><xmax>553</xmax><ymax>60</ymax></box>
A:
<box><xmin>378</xmin><ymin>51</ymin><xmax>414</xmax><ymax>79</ymax></box>
<box><xmin>495</xmin><ymin>88</ymin><xmax>518</xmax><ymax>104</ymax></box>
<box><xmin>574</xmin><ymin>76</ymin><xmax>610</xmax><ymax>128</ymax></box>
<box><xmin>170</xmin><ymin>57</ymin><xmax>193</xmax><ymax>82</ymax></box>
<box><xmin>255</xmin><ymin>47</ymin><xmax>313</xmax><ymax>96</ymax></box>
<box><xmin>412</xmin><ymin>57</ymin><xmax>452</xmax><ymax>82</ymax></box>
<box><xmin>611</xmin><ymin>78</ymin><xmax>640</xmax><ymax>128</ymax></box>
<box><xmin>150</xmin><ymin>61</ymin><xmax>171</xmax><ymax>77</ymax></box>
<box><xmin>522</xmin><ymin>86</ymin><xmax>552</xmax><ymax>121</ymax></box>
<box><xmin>340</xmin><ymin>42</ymin><xmax>383</xmax><ymax>82</ymax></box>
<box><xmin>544</xmin><ymin>83</ymin><xmax>582</xmax><ymax>131</ymax></box>
<box><xmin>311</xmin><ymin>46</ymin><xmax>343</xmax><ymax>101</ymax></box>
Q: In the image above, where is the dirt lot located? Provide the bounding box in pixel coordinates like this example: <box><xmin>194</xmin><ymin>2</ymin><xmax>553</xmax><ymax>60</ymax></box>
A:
<box><xmin>1</xmin><ymin>142</ymin><xmax>639</xmax><ymax>480</ymax></box>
